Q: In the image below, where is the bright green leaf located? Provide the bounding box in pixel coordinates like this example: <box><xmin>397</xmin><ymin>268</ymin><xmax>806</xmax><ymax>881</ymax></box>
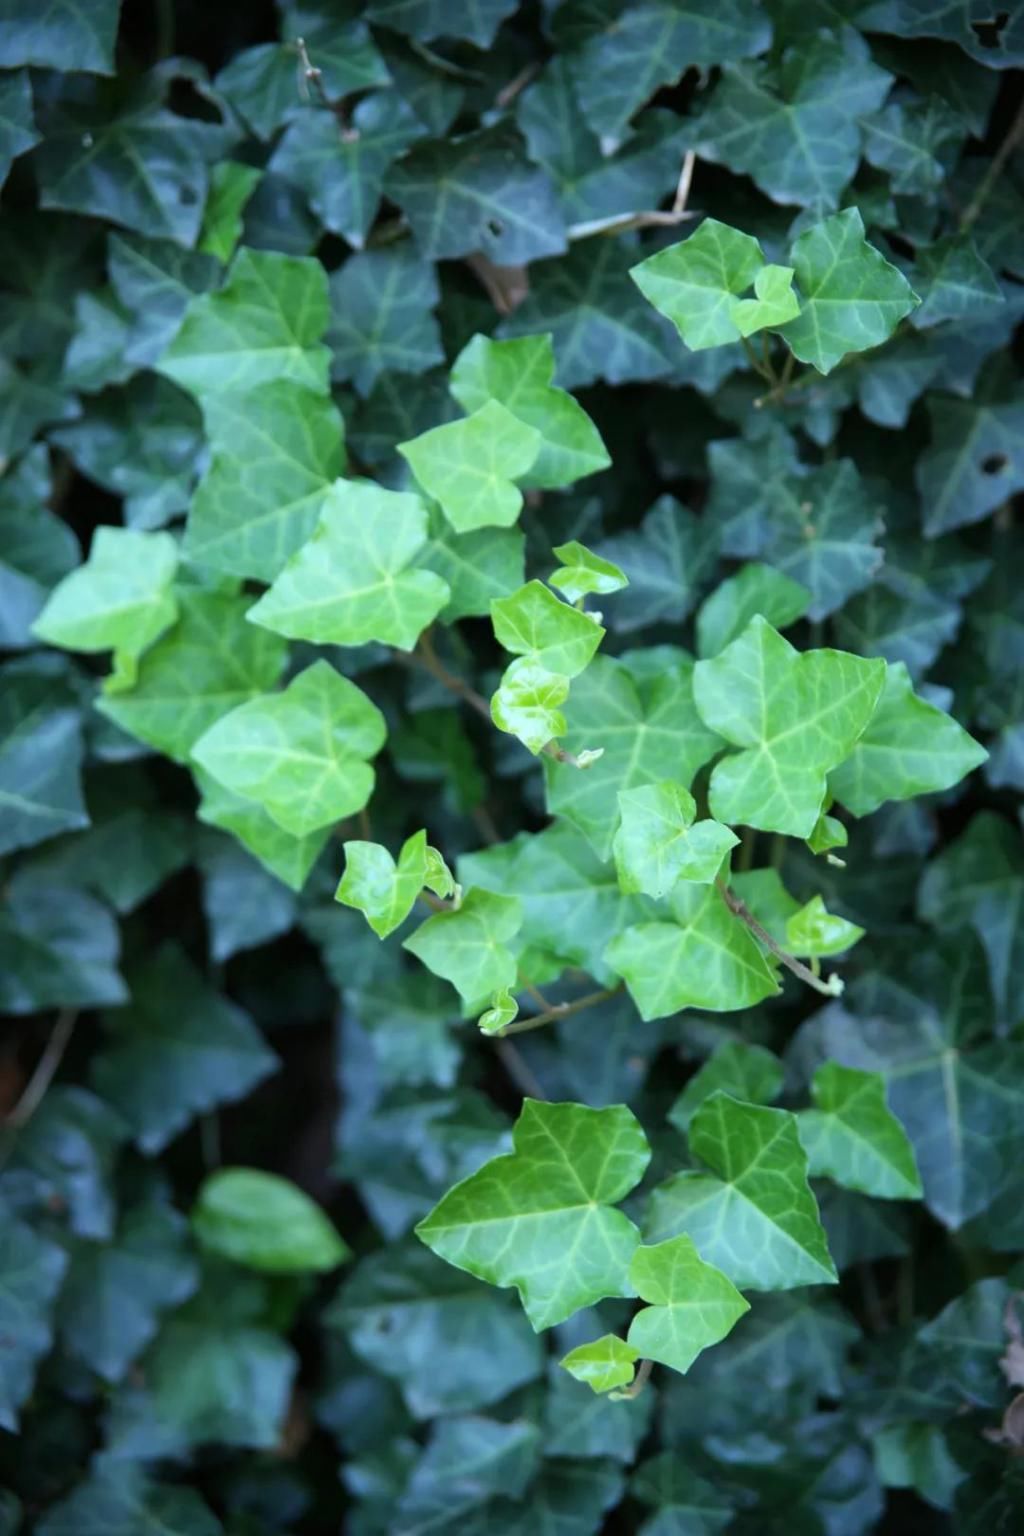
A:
<box><xmin>492</xmin><ymin>579</ymin><xmax>604</xmax><ymax>678</ymax></box>
<box><xmin>560</xmin><ymin>1334</ymin><xmax>639</xmax><ymax>1395</ymax></box>
<box><xmin>549</xmin><ymin>541</ymin><xmax>628</xmax><ymax>605</ymax></box>
<box><xmin>613</xmin><ymin>782</ymin><xmax>738</xmax><ymax>897</ymax></box>
<box><xmin>627</xmin><ymin>1235</ymin><xmax>750</xmax><ymax>1376</ymax></box>
<box><xmin>399</xmin><ymin>400</ymin><xmax>541</xmax><ymax>533</ymax></box>
<box><xmin>193</xmin><ymin>1167</ymin><xmax>350</xmax><ymax>1273</ymax></box>
<box><xmin>630</xmin><ymin>219</ymin><xmax>767</xmax><ymax>352</ymax></box>
<box><xmin>416</xmin><ymin>1098</ymin><xmax>650</xmax><ymax>1330</ymax></box>
<box><xmin>336</xmin><ymin>831</ymin><xmax>435</xmax><ymax>939</ymax></box>
<box><xmin>799</xmin><ymin>1063</ymin><xmax>923</xmax><ymax>1201</ymax></box>
<box><xmin>404</xmin><ymin>887</ymin><xmax>523</xmax><ymax>1007</ymax></box>
<box><xmin>491</xmin><ymin>657</ymin><xmax>570</xmax><ymax>755</ymax></box>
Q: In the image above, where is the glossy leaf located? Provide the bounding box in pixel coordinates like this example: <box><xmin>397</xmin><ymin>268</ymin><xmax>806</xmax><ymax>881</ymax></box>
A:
<box><xmin>399</xmin><ymin>400</ymin><xmax>541</xmax><ymax>533</ymax></box>
<box><xmin>627</xmin><ymin>1235</ymin><xmax>750</xmax><ymax>1375</ymax></box>
<box><xmin>646</xmin><ymin>1092</ymin><xmax>837</xmax><ymax>1290</ymax></box>
<box><xmin>336</xmin><ymin>831</ymin><xmax>439</xmax><ymax>939</ymax></box>
<box><xmin>799</xmin><ymin>1063</ymin><xmax>923</xmax><ymax>1200</ymax></box>
<box><xmin>193</xmin><ymin>1167</ymin><xmax>349</xmax><ymax>1273</ymax></box>
<box><xmin>404</xmin><ymin>888</ymin><xmax>523</xmax><ymax>1007</ymax></box>
<box><xmin>549</xmin><ymin>541</ymin><xmax>628</xmax><ymax>605</ymax></box>
<box><xmin>416</xmin><ymin>1099</ymin><xmax>650</xmax><ymax>1329</ymax></box>
<box><xmin>191</xmin><ymin>660</ymin><xmax>385</xmax><ymax>838</ymax></box>
<box><xmin>612</xmin><ymin>781</ymin><xmax>738</xmax><ymax>897</ymax></box>
<box><xmin>560</xmin><ymin>1334</ymin><xmax>639</xmax><ymax>1395</ymax></box>
<box><xmin>492</xmin><ymin>579</ymin><xmax>604</xmax><ymax>678</ymax></box>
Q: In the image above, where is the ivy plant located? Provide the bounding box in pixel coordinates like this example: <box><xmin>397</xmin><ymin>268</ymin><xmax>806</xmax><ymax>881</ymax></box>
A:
<box><xmin>2</xmin><ymin>1</ymin><xmax>1024</xmax><ymax>1532</ymax></box>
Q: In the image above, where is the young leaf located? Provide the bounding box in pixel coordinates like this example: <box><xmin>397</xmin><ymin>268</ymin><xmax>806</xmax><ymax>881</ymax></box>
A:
<box><xmin>398</xmin><ymin>400</ymin><xmax>541</xmax><ymax>532</ymax></box>
<box><xmin>416</xmin><ymin>1099</ymin><xmax>650</xmax><ymax>1330</ymax></box>
<box><xmin>668</xmin><ymin>1041</ymin><xmax>785</xmax><ymax>1134</ymax></box>
<box><xmin>626</xmin><ymin>1235</ymin><xmax>750</xmax><ymax>1376</ymax></box>
<box><xmin>798</xmin><ymin>1063</ymin><xmax>923</xmax><ymax>1201</ymax></box>
<box><xmin>786</xmin><ymin>895</ymin><xmax>864</xmax><ymax>958</ymax></box>
<box><xmin>630</xmin><ymin>219</ymin><xmax>776</xmax><ymax>351</ymax></box>
<box><xmin>195</xmin><ymin>770</ymin><xmax>331</xmax><ymax>892</ymax></box>
<box><xmin>492</xmin><ymin>579</ymin><xmax>605</xmax><ymax>678</ymax></box>
<box><xmin>247</xmin><ymin>481</ymin><xmax>450</xmax><ymax>652</ymax></box>
<box><xmin>607</xmin><ymin>883</ymin><xmax>779</xmax><ymax>1021</ymax></box>
<box><xmin>192</xmin><ymin>1167</ymin><xmax>350</xmax><ymax>1273</ymax></box>
<box><xmin>829</xmin><ymin>660</ymin><xmax>988</xmax><ymax>817</ymax></box>
<box><xmin>158</xmin><ymin>248</ymin><xmax>330</xmax><ymax>400</ymax></box>
<box><xmin>404</xmin><ymin>887</ymin><xmax>523</xmax><ymax>1007</ymax></box>
<box><xmin>646</xmin><ymin>1092</ymin><xmax>837</xmax><ymax>1290</ymax></box>
<box><xmin>491</xmin><ymin>657</ymin><xmax>570</xmax><ymax>755</ymax></box>
<box><xmin>450</xmin><ymin>333</ymin><xmax>610</xmax><ymax>489</ymax></box>
<box><xmin>97</xmin><ymin>590</ymin><xmax>287</xmax><ymax>764</ymax></box>
<box><xmin>692</xmin><ymin>616</ymin><xmax>886</xmax><ymax>836</ymax></box>
<box><xmin>545</xmin><ymin>652</ymin><xmax>723</xmax><ymax>859</ymax></box>
<box><xmin>336</xmin><ymin>831</ymin><xmax>436</xmax><ymax>939</ymax></box>
<box><xmin>778</xmin><ymin>208</ymin><xmax>920</xmax><ymax>374</ymax></box>
<box><xmin>190</xmin><ymin>660</ymin><xmax>386</xmax><ymax>838</ymax></box>
<box><xmin>560</xmin><ymin>1334</ymin><xmax>639</xmax><ymax>1395</ymax></box>
<box><xmin>613</xmin><ymin>782</ymin><xmax>738</xmax><ymax>897</ymax></box>
<box><xmin>549</xmin><ymin>541</ymin><xmax>628</xmax><ymax>605</ymax></box>
<box><xmin>32</xmin><ymin>527</ymin><xmax>178</xmax><ymax>686</ymax></box>
<box><xmin>696</xmin><ymin>562</ymin><xmax>811</xmax><ymax>657</ymax></box>
<box><xmin>730</xmin><ymin>263</ymin><xmax>801</xmax><ymax>337</ymax></box>
<box><xmin>478</xmin><ymin>988</ymin><xmax>518</xmax><ymax>1036</ymax></box>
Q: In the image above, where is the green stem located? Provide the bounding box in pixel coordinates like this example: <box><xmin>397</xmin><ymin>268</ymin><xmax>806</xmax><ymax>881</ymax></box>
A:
<box><xmin>741</xmin><ymin>334</ymin><xmax>773</xmax><ymax>383</ymax></box>
<box><xmin>611</xmin><ymin>1357</ymin><xmax>654</xmax><ymax>1400</ymax></box>
<box><xmin>716</xmin><ymin>880</ymin><xmax>843</xmax><ymax>997</ymax></box>
<box><xmin>502</xmin><ymin>984</ymin><xmax>623</xmax><ymax>1036</ymax></box>
<box><xmin>961</xmin><ymin>96</ymin><xmax>1024</xmax><ymax>231</ymax></box>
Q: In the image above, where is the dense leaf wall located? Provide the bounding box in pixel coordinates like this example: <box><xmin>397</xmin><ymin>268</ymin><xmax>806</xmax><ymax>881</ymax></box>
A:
<box><xmin>1</xmin><ymin>1</ymin><xmax>1023</xmax><ymax>1532</ymax></box>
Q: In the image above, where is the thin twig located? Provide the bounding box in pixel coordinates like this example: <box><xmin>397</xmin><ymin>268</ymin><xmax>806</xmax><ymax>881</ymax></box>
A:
<box><xmin>519</xmin><ymin>977</ymin><xmax>555</xmax><ymax>1013</ymax></box>
<box><xmin>501</xmin><ymin>985</ymin><xmax>623</xmax><ymax>1036</ymax></box>
<box><xmin>740</xmin><ymin>335</ymin><xmax>774</xmax><ymax>384</ymax></box>
<box><xmin>716</xmin><ymin>880</ymin><xmax>843</xmax><ymax>997</ymax></box>
<box><xmin>961</xmin><ymin>96</ymin><xmax>1024</xmax><ymax>231</ymax></box>
<box><xmin>496</xmin><ymin>61</ymin><xmax>539</xmax><ymax>110</ymax></box>
<box><xmin>569</xmin><ymin>150</ymin><xmax>698</xmax><ymax>240</ymax></box>
<box><xmin>673</xmin><ymin>150</ymin><xmax>696</xmax><ymax>216</ymax></box>
<box><xmin>494</xmin><ymin>1038</ymin><xmax>548</xmax><ymax>1100</ymax></box>
<box><xmin>399</xmin><ymin>632</ymin><xmax>492</xmax><ymax>721</ymax></box>
<box><xmin>294</xmin><ymin>37</ymin><xmax>359</xmax><ymax>140</ymax></box>
<box><xmin>4</xmin><ymin>1010</ymin><xmax>78</xmax><ymax>1129</ymax></box>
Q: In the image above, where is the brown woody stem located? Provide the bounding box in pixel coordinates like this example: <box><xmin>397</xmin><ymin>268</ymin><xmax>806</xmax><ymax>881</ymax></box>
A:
<box><xmin>716</xmin><ymin>880</ymin><xmax>842</xmax><ymax>997</ymax></box>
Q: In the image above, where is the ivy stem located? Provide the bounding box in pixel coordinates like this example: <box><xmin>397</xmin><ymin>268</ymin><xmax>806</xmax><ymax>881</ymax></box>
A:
<box><xmin>502</xmin><ymin>984</ymin><xmax>623</xmax><ymax>1035</ymax></box>
<box><xmin>740</xmin><ymin>335</ymin><xmax>774</xmax><ymax>384</ymax></box>
<box><xmin>613</xmin><ymin>1357</ymin><xmax>654</xmax><ymax>1400</ymax></box>
<box><xmin>716</xmin><ymin>880</ymin><xmax>843</xmax><ymax>998</ymax></box>
<box><xmin>960</xmin><ymin>96</ymin><xmax>1024</xmax><ymax>231</ymax></box>
<box><xmin>3</xmin><ymin>1009</ymin><xmax>78</xmax><ymax>1130</ymax></box>
<box><xmin>403</xmin><ymin>632</ymin><xmax>492</xmax><ymax>721</ymax></box>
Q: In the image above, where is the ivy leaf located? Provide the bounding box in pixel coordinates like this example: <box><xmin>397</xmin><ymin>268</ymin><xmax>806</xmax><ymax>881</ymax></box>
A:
<box><xmin>35</xmin><ymin>1467</ymin><xmax>221</xmax><ymax>1536</ymax></box>
<box><xmin>694</xmin><ymin>31</ymin><xmax>892</xmax><ymax>209</ymax></box>
<box><xmin>912</xmin><ymin>234</ymin><xmax>1005</xmax><ymax>328</ymax></box>
<box><xmin>918</xmin><ymin>812</ymin><xmax>1024</xmax><ymax>1025</ymax></box>
<box><xmin>331</xmin><ymin>1242</ymin><xmax>543</xmax><ymax>1419</ymax></box>
<box><xmin>562</xmin><ymin>0</ymin><xmax>771</xmax><ymax>141</ymax></box>
<box><xmin>404</xmin><ymin>888</ymin><xmax>523</xmax><ymax>1008</ymax></box>
<box><xmin>57</xmin><ymin>1200</ymin><xmax>199</xmax><ymax>1382</ymax></box>
<box><xmin>597</xmin><ymin>497</ymin><xmax>718</xmax><ymax>633</ymax></box>
<box><xmin>0</xmin><ymin>870</ymin><xmax>127</xmax><ymax>1013</ymax></box>
<box><xmin>862</xmin><ymin>94</ymin><xmax>966</xmax><ymax>195</ymax></box>
<box><xmin>645</xmin><ymin>1092</ymin><xmax>837</xmax><ymax>1290</ymax></box>
<box><xmin>399</xmin><ymin>401</ymin><xmax>541</xmax><ymax>533</ymax></box>
<box><xmin>415</xmin><ymin>1099</ymin><xmax>650</xmax><ymax>1330</ymax></box>
<box><xmin>97</xmin><ymin>589</ymin><xmax>287</xmax><ymax>764</ymax></box>
<box><xmin>32</xmin><ymin>527</ymin><xmax>178</xmax><ymax>687</ymax></box>
<box><xmin>778</xmin><ymin>209</ymin><xmax>920</xmax><ymax>374</ymax></box>
<box><xmin>0</xmin><ymin>446</ymin><xmax>78</xmax><ymax>649</ymax></box>
<box><xmin>785</xmin><ymin>895</ymin><xmax>864</xmax><ymax>957</ymax></box>
<box><xmin>193</xmin><ymin>1168</ymin><xmax>349</xmax><ymax>1273</ymax></box>
<box><xmin>327</xmin><ymin>244</ymin><xmax>443</xmax><ymax>397</ymax></box>
<box><xmin>0</xmin><ymin>71</ymin><xmax>39</xmax><ymax>190</ymax></box>
<box><xmin>492</xmin><ymin>579</ymin><xmax>604</xmax><ymax>678</ymax></box>
<box><xmin>612</xmin><ymin>782</ymin><xmax>739</xmax><ymax>897</ymax></box>
<box><xmin>247</xmin><ymin>481</ymin><xmax>449</xmax><ymax>651</ymax></box>
<box><xmin>91</xmin><ymin>945</ymin><xmax>277</xmax><ymax>1153</ymax></box>
<box><xmin>32</xmin><ymin>74</ymin><xmax>212</xmax><ymax>246</ymax></box>
<box><xmin>158</xmin><ymin>248</ymin><xmax>330</xmax><ymax>400</ymax></box>
<box><xmin>798</xmin><ymin>1063</ymin><xmax>923</xmax><ymax>1201</ymax></box>
<box><xmin>916</xmin><ymin>384</ymin><xmax>1024</xmax><ymax>537</ymax></box>
<box><xmin>549</xmin><ymin>542</ymin><xmax>628</xmax><ymax>605</ymax></box>
<box><xmin>829</xmin><ymin>661</ymin><xmax>987</xmax><ymax>817</ymax></box>
<box><xmin>545</xmin><ymin>651</ymin><xmax>723</xmax><ymax>859</ymax></box>
<box><xmin>479</xmin><ymin>988</ymin><xmax>518</xmax><ymax>1036</ymax></box>
<box><xmin>855</xmin><ymin>1</ymin><xmax>1024</xmax><ymax>68</ymax></box>
<box><xmin>491</xmin><ymin>657</ymin><xmax>570</xmax><ymax>755</ymax></box>
<box><xmin>697</xmin><ymin>563</ymin><xmax>811</xmax><ymax>657</ymax></box>
<box><xmin>499</xmin><ymin>238</ymin><xmax>675</xmax><ymax>390</ymax></box>
<box><xmin>195</xmin><ymin>769</ymin><xmax>330</xmax><ymax>893</ymax></box>
<box><xmin>366</xmin><ymin>0</ymin><xmax>518</xmax><ymax>49</ymax></box>
<box><xmin>627</xmin><ymin>1235</ymin><xmax>750</xmax><ymax>1376</ymax></box>
<box><xmin>450</xmin><ymin>333</ymin><xmax>609</xmax><ymax>490</ymax></box>
<box><xmin>0</xmin><ymin>666</ymin><xmax>88</xmax><ymax>857</ymax></box>
<box><xmin>184</xmin><ymin>384</ymin><xmax>347</xmax><ymax>581</ymax></box>
<box><xmin>607</xmin><ymin>882</ymin><xmax>780</xmax><ymax>1021</ymax></box>
<box><xmin>198</xmin><ymin>159</ymin><xmax>260</xmax><ymax>263</ymax></box>
<box><xmin>0</xmin><ymin>1215</ymin><xmax>68</xmax><ymax>1432</ymax></box>
<box><xmin>631</xmin><ymin>1453</ymin><xmax>734</xmax><ymax>1536</ymax></box>
<box><xmin>336</xmin><ymin>831</ymin><xmax>438</xmax><ymax>939</ymax></box>
<box><xmin>191</xmin><ymin>660</ymin><xmax>386</xmax><ymax>838</ymax></box>
<box><xmin>560</xmin><ymin>1334</ymin><xmax>639</xmax><ymax>1395</ymax></box>
<box><xmin>398</xmin><ymin>1414</ymin><xmax>542</xmax><ymax>1530</ymax></box>
<box><xmin>269</xmin><ymin>94</ymin><xmax>422</xmax><ymax>248</ymax></box>
<box><xmin>692</xmin><ymin>616</ymin><xmax>886</xmax><ymax>836</ymax></box>
<box><xmin>0</xmin><ymin>1</ymin><xmax>121</xmax><ymax>74</ymax></box>
<box><xmin>386</xmin><ymin>125</ymin><xmax>567</xmax><ymax>265</ymax></box>
<box><xmin>107</xmin><ymin>231</ymin><xmax>219</xmax><ymax>370</ymax></box>
<box><xmin>631</xmin><ymin>220</ymin><xmax>794</xmax><ymax>351</ymax></box>
<box><xmin>668</xmin><ymin>1041</ymin><xmax>784</xmax><ymax>1134</ymax></box>
<box><xmin>414</xmin><ymin>510</ymin><xmax>526</xmax><ymax>623</ymax></box>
